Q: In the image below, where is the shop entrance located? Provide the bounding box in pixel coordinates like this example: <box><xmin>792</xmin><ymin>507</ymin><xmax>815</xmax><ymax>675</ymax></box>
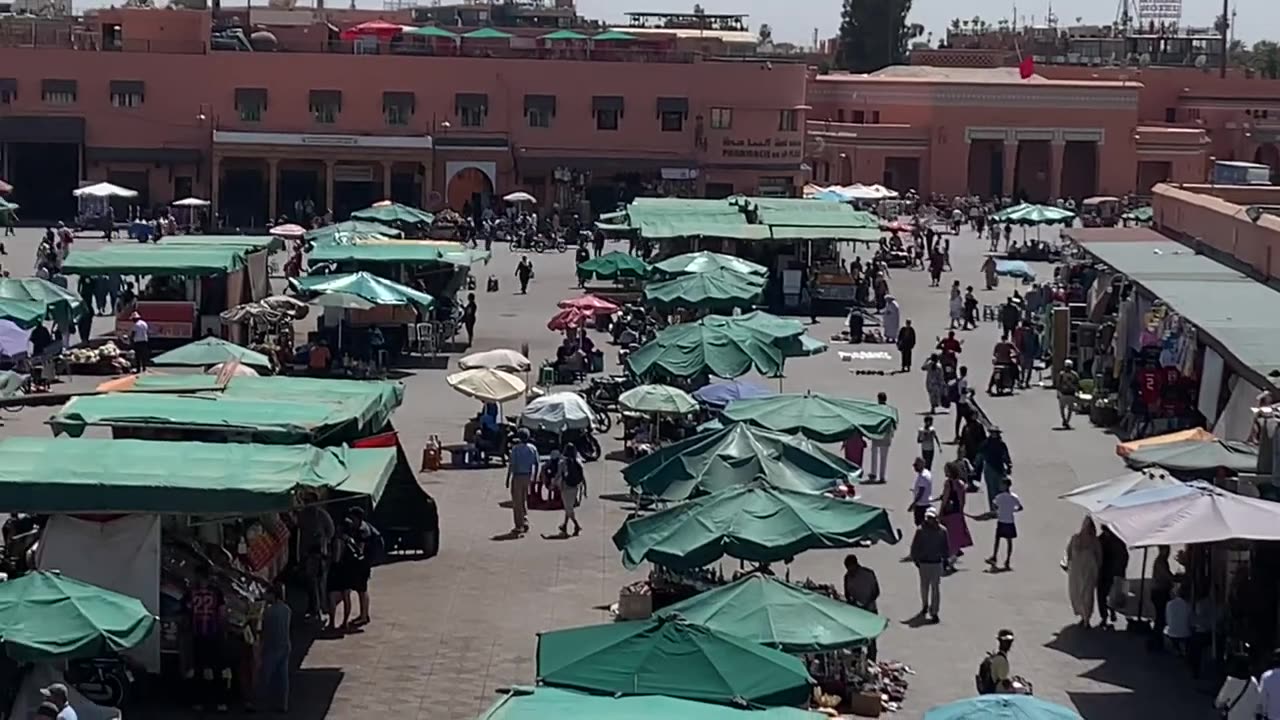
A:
<box><xmin>966</xmin><ymin>140</ymin><xmax>1003</xmax><ymax>198</ymax></box>
<box><xmin>883</xmin><ymin>157</ymin><xmax>920</xmax><ymax>193</ymax></box>
<box><xmin>220</xmin><ymin>167</ymin><xmax>267</xmax><ymax>229</ymax></box>
<box><xmin>446</xmin><ymin>167</ymin><xmax>494</xmax><ymax>216</ymax></box>
<box><xmin>278</xmin><ymin>168</ymin><xmax>322</xmax><ymax>224</ymax></box>
<box><xmin>1061</xmin><ymin>141</ymin><xmax>1099</xmax><ymax>199</ymax></box>
<box><xmin>1254</xmin><ymin>144</ymin><xmax>1280</xmax><ymax>182</ymax></box>
<box><xmin>7</xmin><ymin>142</ymin><xmax>78</xmax><ymax>221</ymax></box>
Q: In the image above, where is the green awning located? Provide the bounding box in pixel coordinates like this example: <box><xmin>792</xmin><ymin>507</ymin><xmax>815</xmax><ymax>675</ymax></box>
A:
<box><xmin>124</xmin><ymin>375</ymin><xmax>404</xmax><ymax>436</ymax></box>
<box><xmin>769</xmin><ymin>226</ymin><xmax>880</xmax><ymax>242</ymax></box>
<box><xmin>576</xmin><ymin>251</ymin><xmax>650</xmax><ymax>281</ymax></box>
<box><xmin>478</xmin><ymin>687</ymin><xmax>825</xmax><ymax>720</ymax></box>
<box><xmin>159</xmin><ymin>234</ymin><xmax>284</xmax><ymax>253</ymax></box>
<box><xmin>638</xmin><ymin>219</ymin><xmax>770</xmax><ymax>241</ymax></box>
<box><xmin>293</xmin><ymin>271</ymin><xmax>434</xmax><ymax>312</ymax></box>
<box><xmin>592</xmin><ymin>30</ymin><xmax>637</xmax><ymax>41</ymax></box>
<box><xmin>464</xmin><ymin>27</ymin><xmax>513</xmax><ymax>39</ymax></box>
<box><xmin>721</xmin><ymin>392</ymin><xmax>899</xmax><ymax>442</ymax></box>
<box><xmin>404</xmin><ymin>25</ymin><xmax>458</xmax><ymax>38</ymax></box>
<box><xmin>51</xmin><ymin>393</ymin><xmax>365</xmax><ymax>446</ymax></box>
<box><xmin>0</xmin><ymin>571</ymin><xmax>156</xmax><ymax>663</ymax></box>
<box><xmin>0</xmin><ymin>437</ymin><xmax>396</xmax><ymax>513</ymax></box>
<box><xmin>62</xmin><ymin>245</ymin><xmax>247</xmax><ymax>277</ymax></box>
<box><xmin>305</xmin><ymin>221</ymin><xmax>403</xmax><ymax>244</ymax></box>
<box><xmin>0</xmin><ymin>298</ymin><xmax>48</xmax><ymax>329</ymax></box>
<box><xmin>651</xmin><ymin>251</ymin><xmax>767</xmax><ymax>277</ymax></box>
<box><xmin>349</xmin><ymin>202</ymin><xmax>435</xmax><ymax>228</ymax></box>
<box><xmin>626</xmin><ymin>319</ymin><xmax>785</xmax><ymax>380</ymax></box>
<box><xmin>0</xmin><ymin>277</ymin><xmax>83</xmax><ymax>321</ymax></box>
<box><xmin>541</xmin><ymin>29</ymin><xmax>588</xmax><ymax>40</ymax></box>
<box><xmin>308</xmin><ymin>242</ymin><xmax>487</xmax><ymax>267</ymax></box>
<box><xmin>643</xmin><ymin>267</ymin><xmax>765</xmax><ymax>312</ymax></box>
<box><xmin>151</xmin><ymin>336</ymin><xmax>273</xmax><ymax>370</ymax></box>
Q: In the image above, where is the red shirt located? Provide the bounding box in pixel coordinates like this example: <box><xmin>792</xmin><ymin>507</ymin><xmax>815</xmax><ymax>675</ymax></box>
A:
<box><xmin>939</xmin><ymin>337</ymin><xmax>962</xmax><ymax>355</ymax></box>
<box><xmin>1135</xmin><ymin>368</ymin><xmax>1162</xmax><ymax>407</ymax></box>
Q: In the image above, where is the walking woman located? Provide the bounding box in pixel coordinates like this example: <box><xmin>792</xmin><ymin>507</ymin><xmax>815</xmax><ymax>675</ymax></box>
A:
<box><xmin>938</xmin><ymin>461</ymin><xmax>973</xmax><ymax>573</ymax></box>
<box><xmin>923</xmin><ymin>354</ymin><xmax>945</xmax><ymax>415</ymax></box>
<box><xmin>558</xmin><ymin>443</ymin><xmax>584</xmax><ymax>536</ymax></box>
<box><xmin>1065</xmin><ymin>517</ymin><xmax>1103</xmax><ymax>627</ymax></box>
<box><xmin>948</xmin><ymin>282</ymin><xmax>963</xmax><ymax>330</ymax></box>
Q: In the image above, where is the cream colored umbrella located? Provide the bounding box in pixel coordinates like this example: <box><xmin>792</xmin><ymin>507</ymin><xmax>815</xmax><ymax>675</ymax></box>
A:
<box><xmin>457</xmin><ymin>348</ymin><xmax>532</xmax><ymax>372</ymax></box>
<box><xmin>447</xmin><ymin>368</ymin><xmax>527</xmax><ymax>403</ymax></box>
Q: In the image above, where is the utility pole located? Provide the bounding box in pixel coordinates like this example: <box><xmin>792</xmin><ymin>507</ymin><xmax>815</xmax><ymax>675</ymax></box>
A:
<box><xmin>1219</xmin><ymin>0</ymin><xmax>1229</xmax><ymax>78</ymax></box>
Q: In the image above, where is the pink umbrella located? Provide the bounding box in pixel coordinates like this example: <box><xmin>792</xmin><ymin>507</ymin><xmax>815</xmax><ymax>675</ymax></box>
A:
<box><xmin>0</xmin><ymin>180</ymin><xmax>11</xmax><ymax>194</ymax></box>
<box><xmin>269</xmin><ymin>223</ymin><xmax>307</xmax><ymax>237</ymax></box>
<box><xmin>340</xmin><ymin>20</ymin><xmax>405</xmax><ymax>41</ymax></box>
<box><xmin>558</xmin><ymin>295</ymin><xmax>619</xmax><ymax>314</ymax></box>
<box><xmin>547</xmin><ymin>307</ymin><xmax>589</xmax><ymax>331</ymax></box>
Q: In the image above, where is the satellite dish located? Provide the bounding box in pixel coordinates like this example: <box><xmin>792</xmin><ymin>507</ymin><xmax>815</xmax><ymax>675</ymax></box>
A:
<box><xmin>1194</xmin><ymin>54</ymin><xmax>1208</xmax><ymax>68</ymax></box>
<box><xmin>1138</xmin><ymin>52</ymin><xmax>1151</xmax><ymax>66</ymax></box>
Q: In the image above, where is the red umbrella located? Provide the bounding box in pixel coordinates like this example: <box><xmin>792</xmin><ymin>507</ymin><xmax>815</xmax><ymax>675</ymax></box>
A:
<box><xmin>557</xmin><ymin>295</ymin><xmax>619</xmax><ymax>314</ymax></box>
<box><xmin>548</xmin><ymin>307</ymin><xmax>589</xmax><ymax>331</ymax></box>
<box><xmin>880</xmin><ymin>220</ymin><xmax>913</xmax><ymax>233</ymax></box>
<box><xmin>340</xmin><ymin>20</ymin><xmax>405</xmax><ymax>40</ymax></box>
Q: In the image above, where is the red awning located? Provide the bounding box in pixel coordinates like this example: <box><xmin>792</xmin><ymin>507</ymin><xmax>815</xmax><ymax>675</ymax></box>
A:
<box><xmin>340</xmin><ymin>20</ymin><xmax>405</xmax><ymax>40</ymax></box>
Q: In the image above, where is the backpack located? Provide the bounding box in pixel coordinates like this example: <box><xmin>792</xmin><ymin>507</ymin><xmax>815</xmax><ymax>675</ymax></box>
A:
<box><xmin>562</xmin><ymin>458</ymin><xmax>584</xmax><ymax>488</ymax></box>
<box><xmin>975</xmin><ymin>651</ymin><xmax>1003</xmax><ymax>694</ymax></box>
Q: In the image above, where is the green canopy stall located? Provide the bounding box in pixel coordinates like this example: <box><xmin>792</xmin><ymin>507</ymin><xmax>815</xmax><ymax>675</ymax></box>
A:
<box><xmin>0</xmin><ymin>571</ymin><xmax>156</xmax><ymax>662</ymax></box>
<box><xmin>613</xmin><ymin>480</ymin><xmax>898</xmax><ymax>570</ymax></box>
<box><xmin>989</xmin><ymin>203</ymin><xmax>1077</xmax><ymax>226</ymax></box>
<box><xmin>626</xmin><ymin>320</ymin><xmax>785</xmax><ymax>380</ymax></box>
<box><xmin>657</xmin><ymin>574</ymin><xmax>887</xmax><ymax>652</ymax></box>
<box><xmin>477</xmin><ymin>686</ymin><xmax>825</xmax><ymax>720</ymax></box>
<box><xmin>651</xmin><ymin>251</ymin><xmax>768</xmax><ymax>278</ymax></box>
<box><xmin>622</xmin><ymin>423</ymin><xmax>859</xmax><ymax>501</ymax></box>
<box><xmin>292</xmin><ymin>271</ymin><xmax>435</xmax><ymax>312</ymax></box>
<box><xmin>576</xmin><ymin>251</ymin><xmax>651</xmax><ymax>283</ymax></box>
<box><xmin>0</xmin><ymin>277</ymin><xmax>84</xmax><ymax>325</ymax></box>
<box><xmin>304</xmin><ymin>220</ymin><xmax>403</xmax><ymax>244</ymax></box>
<box><xmin>643</xmin><ymin>267</ymin><xmax>766</xmax><ymax>313</ymax></box>
<box><xmin>721</xmin><ymin>392</ymin><xmax>899</xmax><ymax>442</ymax></box>
<box><xmin>62</xmin><ymin>245</ymin><xmax>248</xmax><ymax>277</ymax></box>
<box><xmin>158</xmin><ymin>234</ymin><xmax>285</xmax><ymax>254</ymax></box>
<box><xmin>0</xmin><ymin>297</ymin><xmax>49</xmax><ymax>329</ymax></box>
<box><xmin>349</xmin><ymin>202</ymin><xmax>435</xmax><ymax>235</ymax></box>
<box><xmin>537</xmin><ymin>615</ymin><xmax>815</xmax><ymax>707</ymax></box>
<box><xmin>151</xmin><ymin>336</ymin><xmax>273</xmax><ymax>370</ymax></box>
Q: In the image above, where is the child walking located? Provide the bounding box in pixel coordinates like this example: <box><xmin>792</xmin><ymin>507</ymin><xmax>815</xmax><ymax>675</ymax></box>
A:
<box><xmin>917</xmin><ymin>416</ymin><xmax>942</xmax><ymax>471</ymax></box>
<box><xmin>987</xmin><ymin>478</ymin><xmax>1023</xmax><ymax>571</ymax></box>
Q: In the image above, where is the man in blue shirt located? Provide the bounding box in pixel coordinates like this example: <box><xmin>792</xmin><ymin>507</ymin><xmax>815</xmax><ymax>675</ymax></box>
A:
<box><xmin>507</xmin><ymin>428</ymin><xmax>539</xmax><ymax>535</ymax></box>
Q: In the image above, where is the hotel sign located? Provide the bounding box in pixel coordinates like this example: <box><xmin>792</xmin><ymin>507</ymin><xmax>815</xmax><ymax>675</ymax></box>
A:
<box><xmin>1137</xmin><ymin>0</ymin><xmax>1181</xmax><ymax>19</ymax></box>
<box><xmin>721</xmin><ymin>137</ymin><xmax>804</xmax><ymax>160</ymax></box>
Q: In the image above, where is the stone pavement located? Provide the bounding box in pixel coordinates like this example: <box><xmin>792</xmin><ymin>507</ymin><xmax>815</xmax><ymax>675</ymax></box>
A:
<box><xmin>0</xmin><ymin>228</ymin><xmax>1214</xmax><ymax>719</ymax></box>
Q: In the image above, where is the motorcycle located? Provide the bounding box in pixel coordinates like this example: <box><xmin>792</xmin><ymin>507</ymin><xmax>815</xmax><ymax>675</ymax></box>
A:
<box><xmin>533</xmin><ymin>236</ymin><xmax>567</xmax><ymax>254</ymax></box>
<box><xmin>67</xmin><ymin>656</ymin><xmax>135</xmax><ymax>708</ymax></box>
<box><xmin>990</xmin><ymin>360</ymin><xmax>1018</xmax><ymax>396</ymax></box>
<box><xmin>528</xmin><ymin>427</ymin><xmax>602</xmax><ymax>462</ymax></box>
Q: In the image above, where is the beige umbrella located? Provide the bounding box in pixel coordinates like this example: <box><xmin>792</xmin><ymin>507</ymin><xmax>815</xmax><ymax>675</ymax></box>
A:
<box><xmin>457</xmin><ymin>348</ymin><xmax>531</xmax><ymax>372</ymax></box>
<box><xmin>447</xmin><ymin>368</ymin><xmax>526</xmax><ymax>403</ymax></box>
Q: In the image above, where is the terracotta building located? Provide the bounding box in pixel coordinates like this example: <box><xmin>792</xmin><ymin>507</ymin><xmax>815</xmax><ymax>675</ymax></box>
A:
<box><xmin>0</xmin><ymin>8</ymin><xmax>808</xmax><ymax>224</ymax></box>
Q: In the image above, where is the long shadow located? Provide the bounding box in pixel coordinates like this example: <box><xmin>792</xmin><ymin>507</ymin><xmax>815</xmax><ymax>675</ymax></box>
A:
<box><xmin>1046</xmin><ymin>622</ymin><xmax>1213</xmax><ymax>711</ymax></box>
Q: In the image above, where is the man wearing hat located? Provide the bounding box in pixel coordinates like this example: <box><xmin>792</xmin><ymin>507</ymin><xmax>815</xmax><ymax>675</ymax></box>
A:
<box><xmin>39</xmin><ymin>683</ymin><xmax>76</xmax><ymax>720</ymax></box>
<box><xmin>976</xmin><ymin>630</ymin><xmax>1017</xmax><ymax>694</ymax></box>
<box><xmin>128</xmin><ymin>310</ymin><xmax>150</xmax><ymax>373</ymax></box>
<box><xmin>909</xmin><ymin>507</ymin><xmax>948</xmax><ymax>624</ymax></box>
<box><xmin>506</xmin><ymin>428</ymin><xmax>539</xmax><ymax>535</ymax></box>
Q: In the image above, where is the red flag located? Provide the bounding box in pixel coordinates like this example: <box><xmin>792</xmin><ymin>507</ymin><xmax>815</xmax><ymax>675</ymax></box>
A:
<box><xmin>354</xmin><ymin>431</ymin><xmax>399</xmax><ymax>448</ymax></box>
<box><xmin>1018</xmin><ymin>55</ymin><xmax>1035</xmax><ymax>79</ymax></box>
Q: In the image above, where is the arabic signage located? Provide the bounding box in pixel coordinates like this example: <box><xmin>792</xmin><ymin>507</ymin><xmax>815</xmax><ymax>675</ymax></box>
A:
<box><xmin>721</xmin><ymin>137</ymin><xmax>804</xmax><ymax>161</ymax></box>
<box><xmin>1137</xmin><ymin>0</ymin><xmax>1181</xmax><ymax>20</ymax></box>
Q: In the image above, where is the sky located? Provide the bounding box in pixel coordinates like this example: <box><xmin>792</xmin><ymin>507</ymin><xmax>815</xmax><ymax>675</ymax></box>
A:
<box><xmin>577</xmin><ymin>0</ymin><xmax>1274</xmax><ymax>47</ymax></box>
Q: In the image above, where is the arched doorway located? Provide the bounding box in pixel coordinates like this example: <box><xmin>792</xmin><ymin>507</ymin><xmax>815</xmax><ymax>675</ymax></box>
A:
<box><xmin>446</xmin><ymin>167</ymin><xmax>494</xmax><ymax>215</ymax></box>
<box><xmin>1254</xmin><ymin>144</ymin><xmax>1280</xmax><ymax>183</ymax></box>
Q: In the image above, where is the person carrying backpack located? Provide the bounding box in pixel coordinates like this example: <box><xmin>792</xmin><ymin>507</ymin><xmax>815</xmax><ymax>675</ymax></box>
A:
<box><xmin>976</xmin><ymin>628</ymin><xmax>1016</xmax><ymax>694</ymax></box>
<box><xmin>558</xmin><ymin>443</ymin><xmax>584</xmax><ymax>537</ymax></box>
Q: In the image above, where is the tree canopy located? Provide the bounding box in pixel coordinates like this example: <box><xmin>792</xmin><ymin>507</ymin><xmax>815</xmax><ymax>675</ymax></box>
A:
<box><xmin>836</xmin><ymin>0</ymin><xmax>921</xmax><ymax>73</ymax></box>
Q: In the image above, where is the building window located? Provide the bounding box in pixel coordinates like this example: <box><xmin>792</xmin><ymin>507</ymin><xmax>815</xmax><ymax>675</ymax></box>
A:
<box><xmin>836</xmin><ymin>109</ymin><xmax>845</xmax><ymax>122</ymax></box>
<box><xmin>236</xmin><ymin>88</ymin><xmax>267</xmax><ymax>123</ymax></box>
<box><xmin>871</xmin><ymin>110</ymin><xmax>880</xmax><ymax>124</ymax></box>
<box><xmin>41</xmin><ymin>80</ymin><xmax>76</xmax><ymax>105</ymax></box>
<box><xmin>596</xmin><ymin>109</ymin><xmax>619</xmax><ymax>131</ymax></box>
<box><xmin>710</xmin><ymin>107</ymin><xmax>732</xmax><ymax>129</ymax></box>
<box><xmin>524</xmin><ymin>94</ymin><xmax>556</xmax><ymax>129</ymax></box>
<box><xmin>852</xmin><ymin>110</ymin><xmax>865</xmax><ymax>123</ymax></box>
<box><xmin>660</xmin><ymin>111</ymin><xmax>684</xmax><ymax>132</ymax></box>
<box><xmin>778</xmin><ymin>109</ymin><xmax>798</xmax><ymax>132</ymax></box>
<box><xmin>460</xmin><ymin>105</ymin><xmax>484</xmax><ymax>127</ymax></box>
<box><xmin>1165</xmin><ymin>107</ymin><xmax>1177</xmax><ymax>123</ymax></box>
<box><xmin>110</xmin><ymin>81</ymin><xmax>144</xmax><ymax>108</ymax></box>
<box><xmin>383</xmin><ymin>92</ymin><xmax>414</xmax><ymax>127</ymax></box>
<box><xmin>0</xmin><ymin>80</ymin><xmax>14</xmax><ymax>105</ymax></box>
<box><xmin>528</xmin><ymin>108</ymin><xmax>551</xmax><ymax>128</ymax></box>
<box><xmin>309</xmin><ymin>90</ymin><xmax>342</xmax><ymax>124</ymax></box>
<box><xmin>456</xmin><ymin>93</ymin><xmax>488</xmax><ymax>128</ymax></box>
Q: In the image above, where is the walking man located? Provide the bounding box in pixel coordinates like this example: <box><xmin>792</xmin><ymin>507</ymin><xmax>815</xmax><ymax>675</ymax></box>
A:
<box><xmin>896</xmin><ymin>318</ymin><xmax>917</xmax><ymax>373</ymax></box>
<box><xmin>506</xmin><ymin>429</ymin><xmax>539</xmax><ymax>535</ymax></box>
<box><xmin>515</xmin><ymin>256</ymin><xmax>534</xmax><ymax>294</ymax></box>
<box><xmin>867</xmin><ymin>391</ymin><xmax>894</xmax><ymax>483</ymax></box>
<box><xmin>843</xmin><ymin>554</ymin><xmax>881</xmax><ymax>659</ymax></box>
<box><xmin>1056</xmin><ymin>359</ymin><xmax>1081</xmax><ymax>428</ymax></box>
<box><xmin>910</xmin><ymin>507</ymin><xmax>948</xmax><ymax>623</ymax></box>
<box><xmin>130</xmin><ymin>311</ymin><xmax>150</xmax><ymax>372</ymax></box>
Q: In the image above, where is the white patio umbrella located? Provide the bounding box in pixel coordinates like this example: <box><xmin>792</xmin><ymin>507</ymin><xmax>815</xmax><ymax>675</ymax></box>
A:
<box><xmin>520</xmin><ymin>391</ymin><xmax>595</xmax><ymax>432</ymax></box>
<box><xmin>205</xmin><ymin>361</ymin><xmax>260</xmax><ymax>377</ymax></box>
<box><xmin>171</xmin><ymin>197</ymin><xmax>210</xmax><ymax>207</ymax></box>
<box><xmin>308</xmin><ymin>293</ymin><xmax>377</xmax><ymax>311</ymax></box>
<box><xmin>502</xmin><ymin>191</ymin><xmax>537</xmax><ymax>204</ymax></box>
<box><xmin>458</xmin><ymin>348</ymin><xmax>532</xmax><ymax>372</ymax></box>
<box><xmin>1094</xmin><ymin>481</ymin><xmax>1280</xmax><ymax>547</ymax></box>
<box><xmin>447</xmin><ymin>368</ymin><xmax>527</xmax><ymax>403</ymax></box>
<box><xmin>1058</xmin><ymin>469</ymin><xmax>1184</xmax><ymax>513</ymax></box>
<box><xmin>73</xmin><ymin>182</ymin><xmax>138</xmax><ymax>198</ymax></box>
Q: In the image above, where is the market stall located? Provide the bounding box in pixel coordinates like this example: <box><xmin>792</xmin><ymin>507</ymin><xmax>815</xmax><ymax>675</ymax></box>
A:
<box><xmin>72</xmin><ymin>182</ymin><xmax>137</xmax><ymax>233</ymax></box>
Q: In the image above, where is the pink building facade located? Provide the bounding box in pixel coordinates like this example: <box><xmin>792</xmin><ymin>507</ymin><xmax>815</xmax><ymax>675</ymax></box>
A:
<box><xmin>0</xmin><ymin>9</ymin><xmax>808</xmax><ymax>224</ymax></box>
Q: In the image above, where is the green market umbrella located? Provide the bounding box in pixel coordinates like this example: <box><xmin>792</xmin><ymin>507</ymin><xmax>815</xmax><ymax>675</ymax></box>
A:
<box><xmin>652</xmin><ymin>251</ymin><xmax>768</xmax><ymax>278</ymax></box>
<box><xmin>293</xmin><ymin>271</ymin><xmax>434</xmax><ymax>312</ymax></box>
<box><xmin>623</xmin><ymin>423</ymin><xmax>859</xmax><ymax>501</ymax></box>
<box><xmin>404</xmin><ymin>25</ymin><xmax>458</xmax><ymax>38</ymax></box>
<box><xmin>1123</xmin><ymin>438</ymin><xmax>1259</xmax><ymax>475</ymax></box>
<box><xmin>657</xmin><ymin>574</ymin><xmax>887</xmax><ymax>652</ymax></box>
<box><xmin>541</xmin><ymin>29</ymin><xmax>589</xmax><ymax>40</ymax></box>
<box><xmin>701</xmin><ymin>311</ymin><xmax>827</xmax><ymax>358</ymax></box>
<box><xmin>304</xmin><ymin>220</ymin><xmax>403</xmax><ymax>244</ymax></box>
<box><xmin>722</xmin><ymin>392</ymin><xmax>898</xmax><ymax>442</ymax></box>
<box><xmin>577</xmin><ymin>251</ymin><xmax>650</xmax><ymax>282</ymax></box>
<box><xmin>0</xmin><ymin>571</ymin><xmax>156</xmax><ymax>662</ymax></box>
<box><xmin>152</xmin><ymin>336</ymin><xmax>274</xmax><ymax>370</ymax></box>
<box><xmin>643</xmin><ymin>267</ymin><xmax>765</xmax><ymax>312</ymax></box>
<box><xmin>923</xmin><ymin>696</ymin><xmax>1082</xmax><ymax>720</ymax></box>
<box><xmin>0</xmin><ymin>277</ymin><xmax>82</xmax><ymax>322</ymax></box>
<box><xmin>479</xmin><ymin>686</ymin><xmax>824</xmax><ymax>720</ymax></box>
<box><xmin>990</xmin><ymin>203</ymin><xmax>1076</xmax><ymax>226</ymax></box>
<box><xmin>618</xmin><ymin>384</ymin><xmax>698</xmax><ymax>415</ymax></box>
<box><xmin>349</xmin><ymin>202</ymin><xmax>434</xmax><ymax>229</ymax></box>
<box><xmin>612</xmin><ymin>479</ymin><xmax>898</xmax><ymax>570</ymax></box>
<box><xmin>592</xmin><ymin>30</ymin><xmax>637</xmax><ymax>41</ymax></box>
<box><xmin>0</xmin><ymin>298</ymin><xmax>48</xmax><ymax>329</ymax></box>
<box><xmin>537</xmin><ymin>615</ymin><xmax>814</xmax><ymax>707</ymax></box>
<box><xmin>464</xmin><ymin>27</ymin><xmax>514</xmax><ymax>39</ymax></box>
<box><xmin>626</xmin><ymin>320</ymin><xmax>784</xmax><ymax>380</ymax></box>
<box><xmin>1122</xmin><ymin>206</ymin><xmax>1154</xmax><ymax>223</ymax></box>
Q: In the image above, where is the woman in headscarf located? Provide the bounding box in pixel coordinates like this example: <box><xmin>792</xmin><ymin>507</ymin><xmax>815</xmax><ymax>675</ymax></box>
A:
<box><xmin>881</xmin><ymin>294</ymin><xmax>901</xmax><ymax>343</ymax></box>
<box><xmin>1065</xmin><ymin>517</ymin><xmax>1103</xmax><ymax>626</ymax></box>
<box><xmin>923</xmin><ymin>353</ymin><xmax>945</xmax><ymax>414</ymax></box>
<box><xmin>938</xmin><ymin>461</ymin><xmax>972</xmax><ymax>573</ymax></box>
<box><xmin>948</xmin><ymin>281</ymin><xmax>963</xmax><ymax>330</ymax></box>
<box><xmin>981</xmin><ymin>255</ymin><xmax>999</xmax><ymax>291</ymax></box>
